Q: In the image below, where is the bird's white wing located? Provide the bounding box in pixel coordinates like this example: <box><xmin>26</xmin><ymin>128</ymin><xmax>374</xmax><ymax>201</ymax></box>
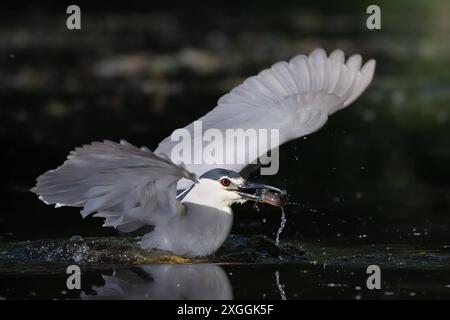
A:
<box><xmin>156</xmin><ymin>49</ymin><xmax>375</xmax><ymax>189</ymax></box>
<box><xmin>32</xmin><ymin>140</ymin><xmax>197</xmax><ymax>232</ymax></box>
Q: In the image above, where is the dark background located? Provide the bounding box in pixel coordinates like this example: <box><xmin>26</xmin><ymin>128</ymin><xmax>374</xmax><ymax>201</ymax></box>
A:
<box><xmin>0</xmin><ymin>0</ymin><xmax>449</xmax><ymax>247</ymax></box>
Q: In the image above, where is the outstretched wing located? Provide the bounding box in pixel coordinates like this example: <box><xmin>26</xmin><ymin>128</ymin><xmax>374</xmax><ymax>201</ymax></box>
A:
<box><xmin>32</xmin><ymin>140</ymin><xmax>197</xmax><ymax>232</ymax></box>
<box><xmin>156</xmin><ymin>48</ymin><xmax>376</xmax><ymax>189</ymax></box>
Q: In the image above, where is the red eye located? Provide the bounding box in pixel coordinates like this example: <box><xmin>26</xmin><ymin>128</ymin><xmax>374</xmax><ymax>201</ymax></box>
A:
<box><xmin>220</xmin><ymin>178</ymin><xmax>231</xmax><ymax>187</ymax></box>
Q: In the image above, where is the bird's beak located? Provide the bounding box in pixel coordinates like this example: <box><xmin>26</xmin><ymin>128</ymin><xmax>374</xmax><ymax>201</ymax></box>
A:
<box><xmin>236</xmin><ymin>181</ymin><xmax>288</xmax><ymax>207</ymax></box>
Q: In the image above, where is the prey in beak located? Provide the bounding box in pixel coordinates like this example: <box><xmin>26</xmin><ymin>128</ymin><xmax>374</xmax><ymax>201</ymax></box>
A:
<box><xmin>236</xmin><ymin>181</ymin><xmax>288</xmax><ymax>207</ymax></box>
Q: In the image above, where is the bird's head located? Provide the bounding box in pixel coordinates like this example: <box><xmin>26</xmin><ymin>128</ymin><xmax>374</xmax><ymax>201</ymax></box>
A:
<box><xmin>180</xmin><ymin>168</ymin><xmax>287</xmax><ymax>209</ymax></box>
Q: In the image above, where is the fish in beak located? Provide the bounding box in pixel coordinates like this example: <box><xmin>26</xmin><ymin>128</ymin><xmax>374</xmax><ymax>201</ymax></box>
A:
<box><xmin>236</xmin><ymin>181</ymin><xmax>288</xmax><ymax>207</ymax></box>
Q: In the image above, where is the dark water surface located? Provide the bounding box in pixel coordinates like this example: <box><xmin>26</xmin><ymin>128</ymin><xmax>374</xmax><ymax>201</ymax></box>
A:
<box><xmin>1</xmin><ymin>235</ymin><xmax>450</xmax><ymax>299</ymax></box>
<box><xmin>0</xmin><ymin>1</ymin><xmax>450</xmax><ymax>299</ymax></box>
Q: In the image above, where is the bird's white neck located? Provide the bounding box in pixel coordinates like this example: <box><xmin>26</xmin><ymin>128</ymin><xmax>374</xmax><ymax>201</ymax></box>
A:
<box><xmin>180</xmin><ymin>180</ymin><xmax>239</xmax><ymax>213</ymax></box>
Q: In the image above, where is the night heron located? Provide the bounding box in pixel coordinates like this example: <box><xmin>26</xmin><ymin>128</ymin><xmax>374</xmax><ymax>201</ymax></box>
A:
<box><xmin>32</xmin><ymin>48</ymin><xmax>375</xmax><ymax>257</ymax></box>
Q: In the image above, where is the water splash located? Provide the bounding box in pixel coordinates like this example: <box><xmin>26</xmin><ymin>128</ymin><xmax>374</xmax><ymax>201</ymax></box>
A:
<box><xmin>275</xmin><ymin>270</ymin><xmax>287</xmax><ymax>300</ymax></box>
<box><xmin>275</xmin><ymin>206</ymin><xmax>286</xmax><ymax>246</ymax></box>
<box><xmin>286</xmin><ymin>201</ymin><xmax>325</xmax><ymax>215</ymax></box>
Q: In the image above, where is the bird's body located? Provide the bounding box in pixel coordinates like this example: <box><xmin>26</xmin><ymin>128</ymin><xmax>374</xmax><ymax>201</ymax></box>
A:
<box><xmin>141</xmin><ymin>170</ymin><xmax>245</xmax><ymax>256</ymax></box>
<box><xmin>32</xmin><ymin>49</ymin><xmax>376</xmax><ymax>257</ymax></box>
<box><xmin>142</xmin><ymin>202</ymin><xmax>233</xmax><ymax>257</ymax></box>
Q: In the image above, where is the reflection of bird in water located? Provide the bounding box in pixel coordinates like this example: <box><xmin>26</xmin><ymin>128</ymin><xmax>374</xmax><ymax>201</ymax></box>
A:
<box><xmin>81</xmin><ymin>264</ymin><xmax>232</xmax><ymax>300</ymax></box>
<box><xmin>32</xmin><ymin>49</ymin><xmax>375</xmax><ymax>257</ymax></box>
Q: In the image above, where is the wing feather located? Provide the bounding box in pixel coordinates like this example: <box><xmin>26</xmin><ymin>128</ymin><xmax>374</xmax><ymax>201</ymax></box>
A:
<box><xmin>156</xmin><ymin>49</ymin><xmax>375</xmax><ymax>188</ymax></box>
<box><xmin>32</xmin><ymin>140</ymin><xmax>197</xmax><ymax>232</ymax></box>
